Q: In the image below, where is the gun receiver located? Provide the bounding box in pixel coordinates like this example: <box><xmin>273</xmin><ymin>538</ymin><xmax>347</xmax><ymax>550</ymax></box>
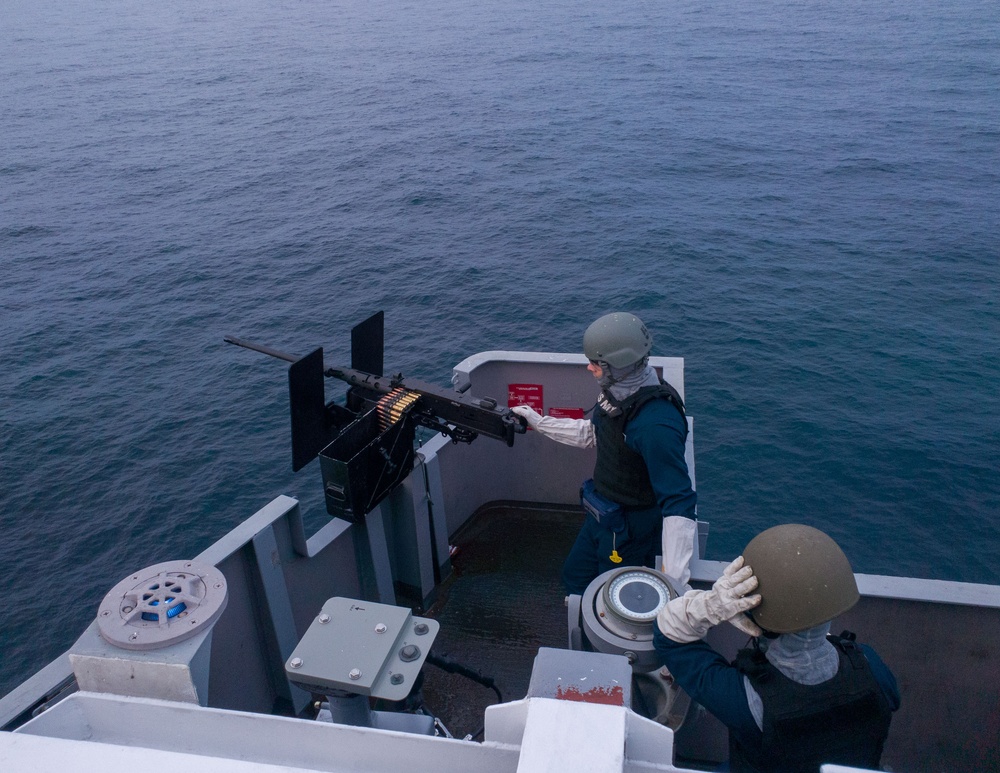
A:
<box><xmin>224</xmin><ymin>313</ymin><xmax>525</xmax><ymax>521</ymax></box>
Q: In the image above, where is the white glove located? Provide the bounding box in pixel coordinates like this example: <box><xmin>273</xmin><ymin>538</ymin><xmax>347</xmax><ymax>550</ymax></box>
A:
<box><xmin>656</xmin><ymin>556</ymin><xmax>762</xmax><ymax>643</ymax></box>
<box><xmin>726</xmin><ymin>610</ymin><xmax>764</xmax><ymax>638</ymax></box>
<box><xmin>510</xmin><ymin>405</ymin><xmax>596</xmax><ymax>448</ymax></box>
<box><xmin>661</xmin><ymin>516</ymin><xmax>698</xmax><ymax>592</ymax></box>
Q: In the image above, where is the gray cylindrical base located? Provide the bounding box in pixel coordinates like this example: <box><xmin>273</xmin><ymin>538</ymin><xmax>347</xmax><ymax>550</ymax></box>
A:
<box><xmin>324</xmin><ymin>692</ymin><xmax>374</xmax><ymax>727</ymax></box>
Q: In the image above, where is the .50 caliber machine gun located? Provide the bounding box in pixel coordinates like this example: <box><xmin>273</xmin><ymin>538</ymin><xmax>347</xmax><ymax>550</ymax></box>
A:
<box><xmin>225</xmin><ymin>312</ymin><xmax>525</xmax><ymax>522</ymax></box>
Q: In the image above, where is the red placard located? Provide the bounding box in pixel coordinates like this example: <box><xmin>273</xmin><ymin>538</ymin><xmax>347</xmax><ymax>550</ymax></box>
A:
<box><xmin>548</xmin><ymin>407</ymin><xmax>585</xmax><ymax>419</ymax></box>
<box><xmin>508</xmin><ymin>383</ymin><xmax>543</xmax><ymax>412</ymax></box>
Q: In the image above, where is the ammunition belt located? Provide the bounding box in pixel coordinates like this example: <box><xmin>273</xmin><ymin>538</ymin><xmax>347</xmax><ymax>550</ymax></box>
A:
<box><xmin>376</xmin><ymin>388</ymin><xmax>421</xmax><ymax>431</ymax></box>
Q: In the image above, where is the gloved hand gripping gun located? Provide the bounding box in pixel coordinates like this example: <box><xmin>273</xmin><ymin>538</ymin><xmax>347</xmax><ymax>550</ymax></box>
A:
<box><xmin>224</xmin><ymin>312</ymin><xmax>525</xmax><ymax>522</ymax></box>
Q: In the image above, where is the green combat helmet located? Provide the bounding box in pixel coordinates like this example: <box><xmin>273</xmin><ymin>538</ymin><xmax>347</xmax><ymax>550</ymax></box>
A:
<box><xmin>583</xmin><ymin>312</ymin><xmax>653</xmax><ymax>369</ymax></box>
<box><xmin>742</xmin><ymin>524</ymin><xmax>860</xmax><ymax>634</ymax></box>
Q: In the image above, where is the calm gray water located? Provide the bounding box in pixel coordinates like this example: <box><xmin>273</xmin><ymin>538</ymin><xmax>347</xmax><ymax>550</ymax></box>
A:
<box><xmin>2</xmin><ymin>0</ymin><xmax>998</xmax><ymax>699</ymax></box>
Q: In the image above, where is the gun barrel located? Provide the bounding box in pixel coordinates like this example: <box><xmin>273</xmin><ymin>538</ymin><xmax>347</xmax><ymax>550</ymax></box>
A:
<box><xmin>225</xmin><ymin>335</ymin><xmax>526</xmax><ymax>448</ymax></box>
<box><xmin>224</xmin><ymin>335</ymin><xmax>300</xmax><ymax>364</ymax></box>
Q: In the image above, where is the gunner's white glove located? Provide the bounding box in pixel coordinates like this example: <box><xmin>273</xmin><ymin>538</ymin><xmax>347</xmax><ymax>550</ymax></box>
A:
<box><xmin>510</xmin><ymin>405</ymin><xmax>596</xmax><ymax>448</ymax></box>
<box><xmin>656</xmin><ymin>556</ymin><xmax>762</xmax><ymax>643</ymax></box>
<box><xmin>661</xmin><ymin>515</ymin><xmax>698</xmax><ymax>593</ymax></box>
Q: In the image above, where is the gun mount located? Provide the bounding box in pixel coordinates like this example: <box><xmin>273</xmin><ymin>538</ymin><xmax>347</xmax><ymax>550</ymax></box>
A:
<box><xmin>225</xmin><ymin>312</ymin><xmax>525</xmax><ymax>522</ymax></box>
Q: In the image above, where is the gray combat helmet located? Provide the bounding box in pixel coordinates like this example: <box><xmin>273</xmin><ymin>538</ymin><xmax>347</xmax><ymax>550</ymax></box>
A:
<box><xmin>583</xmin><ymin>312</ymin><xmax>653</xmax><ymax>369</ymax></box>
<box><xmin>742</xmin><ymin>524</ymin><xmax>860</xmax><ymax>634</ymax></box>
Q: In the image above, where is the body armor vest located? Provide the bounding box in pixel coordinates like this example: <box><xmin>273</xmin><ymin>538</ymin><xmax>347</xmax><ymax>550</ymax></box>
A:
<box><xmin>592</xmin><ymin>382</ymin><xmax>686</xmax><ymax>508</ymax></box>
<box><xmin>729</xmin><ymin>633</ymin><xmax>893</xmax><ymax>773</ymax></box>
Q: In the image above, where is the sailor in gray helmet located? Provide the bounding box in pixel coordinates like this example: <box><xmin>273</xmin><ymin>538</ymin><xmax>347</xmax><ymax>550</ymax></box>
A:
<box><xmin>653</xmin><ymin>524</ymin><xmax>900</xmax><ymax>773</ymax></box>
<box><xmin>512</xmin><ymin>312</ymin><xmax>698</xmax><ymax>595</ymax></box>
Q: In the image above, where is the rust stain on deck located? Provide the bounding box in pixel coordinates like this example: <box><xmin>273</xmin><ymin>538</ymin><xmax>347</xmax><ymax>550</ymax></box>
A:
<box><xmin>555</xmin><ymin>684</ymin><xmax>624</xmax><ymax>706</ymax></box>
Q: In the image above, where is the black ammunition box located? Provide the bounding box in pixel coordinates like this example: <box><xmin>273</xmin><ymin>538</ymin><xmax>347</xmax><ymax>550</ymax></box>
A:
<box><xmin>318</xmin><ymin>408</ymin><xmax>415</xmax><ymax>522</ymax></box>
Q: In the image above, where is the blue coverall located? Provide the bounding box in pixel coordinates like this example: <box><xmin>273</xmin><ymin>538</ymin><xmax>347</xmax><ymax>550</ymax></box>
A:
<box><xmin>562</xmin><ymin>397</ymin><xmax>697</xmax><ymax>595</ymax></box>
<box><xmin>652</xmin><ymin>626</ymin><xmax>901</xmax><ymax>759</ymax></box>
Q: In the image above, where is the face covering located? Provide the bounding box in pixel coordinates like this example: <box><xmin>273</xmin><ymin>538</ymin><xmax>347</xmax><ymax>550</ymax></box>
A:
<box><xmin>761</xmin><ymin>622</ymin><xmax>840</xmax><ymax>685</ymax></box>
<box><xmin>602</xmin><ymin>359</ymin><xmax>659</xmax><ymax>400</ymax></box>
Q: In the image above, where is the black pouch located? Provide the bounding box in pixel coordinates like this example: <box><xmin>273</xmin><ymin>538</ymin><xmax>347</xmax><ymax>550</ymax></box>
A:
<box><xmin>580</xmin><ymin>479</ymin><xmax>627</xmax><ymax>534</ymax></box>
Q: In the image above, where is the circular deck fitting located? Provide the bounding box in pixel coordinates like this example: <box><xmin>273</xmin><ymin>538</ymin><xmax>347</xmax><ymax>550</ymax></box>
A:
<box><xmin>582</xmin><ymin>566</ymin><xmax>678</xmax><ymax>671</ymax></box>
<box><xmin>97</xmin><ymin>560</ymin><xmax>228</xmax><ymax>651</ymax></box>
<box><xmin>601</xmin><ymin>567</ymin><xmax>675</xmax><ymax>627</ymax></box>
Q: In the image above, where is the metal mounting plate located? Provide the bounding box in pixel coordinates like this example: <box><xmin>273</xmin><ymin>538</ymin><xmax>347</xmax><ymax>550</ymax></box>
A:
<box><xmin>285</xmin><ymin>597</ymin><xmax>438</xmax><ymax>702</ymax></box>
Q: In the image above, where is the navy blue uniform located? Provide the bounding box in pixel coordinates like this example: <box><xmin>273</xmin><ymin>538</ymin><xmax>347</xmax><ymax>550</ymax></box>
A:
<box><xmin>562</xmin><ymin>395</ymin><xmax>697</xmax><ymax>595</ymax></box>
<box><xmin>653</xmin><ymin>626</ymin><xmax>900</xmax><ymax>770</ymax></box>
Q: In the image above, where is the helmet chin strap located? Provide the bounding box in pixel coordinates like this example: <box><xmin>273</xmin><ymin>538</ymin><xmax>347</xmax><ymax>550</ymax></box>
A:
<box><xmin>602</xmin><ymin>359</ymin><xmax>656</xmax><ymax>401</ymax></box>
<box><xmin>598</xmin><ymin>357</ymin><xmax>648</xmax><ymax>388</ymax></box>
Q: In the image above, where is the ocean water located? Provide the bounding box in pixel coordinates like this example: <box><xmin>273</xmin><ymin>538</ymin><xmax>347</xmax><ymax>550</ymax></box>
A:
<box><xmin>2</xmin><ymin>0</ymin><xmax>998</xmax><ymax>699</ymax></box>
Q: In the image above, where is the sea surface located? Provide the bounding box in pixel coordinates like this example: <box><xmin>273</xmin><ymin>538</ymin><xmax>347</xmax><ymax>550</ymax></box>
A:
<box><xmin>2</xmin><ymin>0</ymin><xmax>998</xmax><ymax>700</ymax></box>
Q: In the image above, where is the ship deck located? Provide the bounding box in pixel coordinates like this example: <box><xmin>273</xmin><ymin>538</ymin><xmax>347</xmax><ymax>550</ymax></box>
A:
<box><xmin>417</xmin><ymin>502</ymin><xmax>581</xmax><ymax>740</ymax></box>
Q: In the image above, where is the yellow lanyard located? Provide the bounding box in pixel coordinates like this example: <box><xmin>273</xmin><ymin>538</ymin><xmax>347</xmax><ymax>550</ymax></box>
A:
<box><xmin>609</xmin><ymin>531</ymin><xmax>623</xmax><ymax>564</ymax></box>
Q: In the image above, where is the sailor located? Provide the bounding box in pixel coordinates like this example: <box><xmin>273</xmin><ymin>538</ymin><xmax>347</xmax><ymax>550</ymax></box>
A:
<box><xmin>653</xmin><ymin>524</ymin><xmax>900</xmax><ymax>773</ymax></box>
<box><xmin>511</xmin><ymin>312</ymin><xmax>697</xmax><ymax>595</ymax></box>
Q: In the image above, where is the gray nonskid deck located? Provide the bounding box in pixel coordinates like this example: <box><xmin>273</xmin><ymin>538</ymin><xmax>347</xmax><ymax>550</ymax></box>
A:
<box><xmin>418</xmin><ymin>502</ymin><xmax>581</xmax><ymax>739</ymax></box>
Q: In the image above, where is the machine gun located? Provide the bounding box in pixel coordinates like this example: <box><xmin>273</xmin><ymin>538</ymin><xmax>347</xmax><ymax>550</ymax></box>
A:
<box><xmin>225</xmin><ymin>312</ymin><xmax>525</xmax><ymax>522</ymax></box>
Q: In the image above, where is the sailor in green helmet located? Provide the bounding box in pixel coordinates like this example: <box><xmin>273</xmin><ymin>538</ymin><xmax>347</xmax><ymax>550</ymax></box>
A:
<box><xmin>653</xmin><ymin>524</ymin><xmax>900</xmax><ymax>773</ymax></box>
<box><xmin>512</xmin><ymin>312</ymin><xmax>698</xmax><ymax>595</ymax></box>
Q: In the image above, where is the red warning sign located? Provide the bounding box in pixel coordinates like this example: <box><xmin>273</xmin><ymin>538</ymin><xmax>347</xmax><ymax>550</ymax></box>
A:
<box><xmin>508</xmin><ymin>383</ymin><xmax>543</xmax><ymax>412</ymax></box>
